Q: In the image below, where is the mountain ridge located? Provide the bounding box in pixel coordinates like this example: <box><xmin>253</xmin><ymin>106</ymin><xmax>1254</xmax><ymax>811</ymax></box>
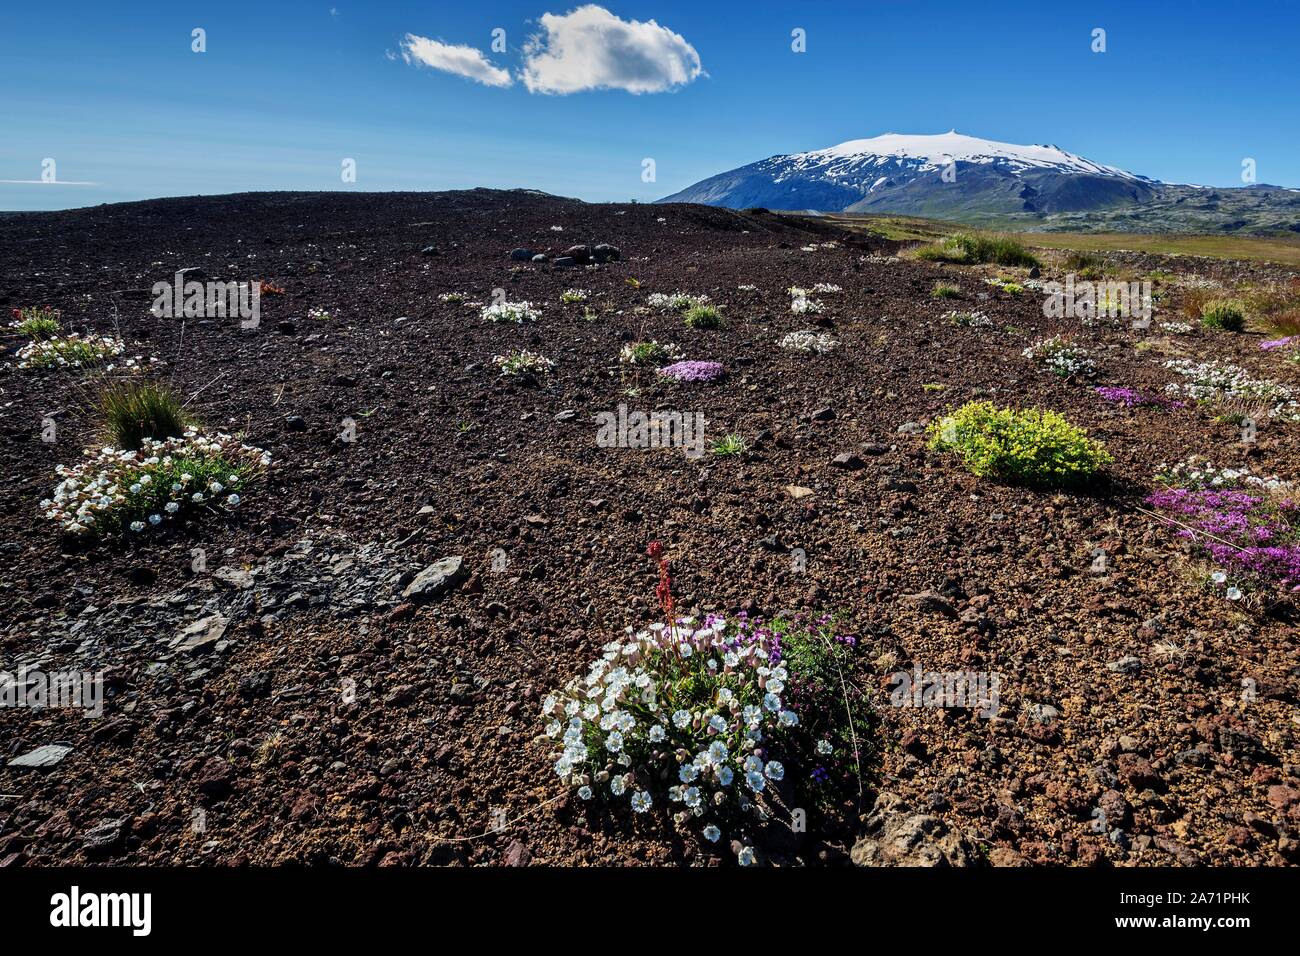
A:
<box><xmin>659</xmin><ymin>132</ymin><xmax>1300</xmax><ymax>235</ymax></box>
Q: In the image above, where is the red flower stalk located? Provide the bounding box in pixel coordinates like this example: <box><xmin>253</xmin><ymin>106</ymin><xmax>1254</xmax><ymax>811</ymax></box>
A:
<box><xmin>646</xmin><ymin>541</ymin><xmax>675</xmax><ymax>639</ymax></box>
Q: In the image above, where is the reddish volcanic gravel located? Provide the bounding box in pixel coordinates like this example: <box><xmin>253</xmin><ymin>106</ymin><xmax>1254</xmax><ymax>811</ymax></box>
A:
<box><xmin>0</xmin><ymin>189</ymin><xmax>1298</xmax><ymax>866</ymax></box>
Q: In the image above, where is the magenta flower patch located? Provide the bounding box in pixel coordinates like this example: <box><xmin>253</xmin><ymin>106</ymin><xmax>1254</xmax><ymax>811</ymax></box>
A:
<box><xmin>1095</xmin><ymin>386</ymin><xmax>1183</xmax><ymax>409</ymax></box>
<box><xmin>657</xmin><ymin>360</ymin><xmax>725</xmax><ymax>383</ymax></box>
<box><xmin>1146</xmin><ymin>485</ymin><xmax>1300</xmax><ymax>591</ymax></box>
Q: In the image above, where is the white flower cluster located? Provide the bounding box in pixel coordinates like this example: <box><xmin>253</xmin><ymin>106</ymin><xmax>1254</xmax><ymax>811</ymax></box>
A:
<box><xmin>307</xmin><ymin>308</ymin><xmax>331</xmax><ymax>320</ymax></box>
<box><xmin>41</xmin><ymin>430</ymin><xmax>270</xmax><ymax>535</ymax></box>
<box><xmin>787</xmin><ymin>287</ymin><xmax>824</xmax><ymax>314</ymax></box>
<box><xmin>560</xmin><ymin>288</ymin><xmax>589</xmax><ymax>303</ymax></box>
<box><xmin>493</xmin><ymin>349</ymin><xmax>555</xmax><ymax>376</ymax></box>
<box><xmin>647</xmin><ymin>292</ymin><xmax>708</xmax><ymax>311</ymax></box>
<box><xmin>1155</xmin><ymin>456</ymin><xmax>1289</xmax><ymax>491</ymax></box>
<box><xmin>1162</xmin><ymin>358</ymin><xmax>1299</xmax><ymax>420</ymax></box>
<box><xmin>780</xmin><ymin>330</ymin><xmax>839</xmax><ymax>354</ymax></box>
<box><xmin>618</xmin><ymin>340</ymin><xmax>683</xmax><ymax>366</ymax></box>
<box><xmin>15</xmin><ymin>333</ymin><xmax>126</xmax><ymax>369</ymax></box>
<box><xmin>1022</xmin><ymin>336</ymin><xmax>1097</xmax><ymax>377</ymax></box>
<box><xmin>481</xmin><ymin>300</ymin><xmax>540</xmax><ymax>323</ymax></box>
<box><xmin>542</xmin><ymin>616</ymin><xmax>797</xmax><ymax>853</ymax></box>
<box><xmin>943</xmin><ymin>309</ymin><xmax>992</xmax><ymax>328</ymax></box>
<box><xmin>438</xmin><ymin>292</ymin><xmax>468</xmax><ymax>304</ymax></box>
<box><xmin>1159</xmin><ymin>321</ymin><xmax>1193</xmax><ymax>335</ymax></box>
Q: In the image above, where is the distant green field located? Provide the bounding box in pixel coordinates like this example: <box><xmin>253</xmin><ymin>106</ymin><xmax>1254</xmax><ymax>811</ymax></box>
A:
<box><xmin>806</xmin><ymin>212</ymin><xmax>1300</xmax><ymax>268</ymax></box>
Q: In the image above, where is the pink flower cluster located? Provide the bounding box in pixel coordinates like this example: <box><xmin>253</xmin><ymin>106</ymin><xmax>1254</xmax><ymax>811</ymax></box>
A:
<box><xmin>657</xmin><ymin>360</ymin><xmax>725</xmax><ymax>383</ymax></box>
<box><xmin>1146</xmin><ymin>486</ymin><xmax>1300</xmax><ymax>590</ymax></box>
<box><xmin>1095</xmin><ymin>386</ymin><xmax>1183</xmax><ymax>409</ymax></box>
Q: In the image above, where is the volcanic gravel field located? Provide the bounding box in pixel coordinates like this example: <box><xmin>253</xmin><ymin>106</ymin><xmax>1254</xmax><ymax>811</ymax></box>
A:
<box><xmin>1</xmin><ymin>189</ymin><xmax>1298</xmax><ymax>867</ymax></box>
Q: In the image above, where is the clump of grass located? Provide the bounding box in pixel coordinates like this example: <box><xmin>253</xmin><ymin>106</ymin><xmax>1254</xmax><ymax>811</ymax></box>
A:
<box><xmin>1239</xmin><ymin>282</ymin><xmax>1300</xmax><ymax>321</ymax></box>
<box><xmin>9</xmin><ymin>306</ymin><xmax>61</xmax><ymax>338</ymax></box>
<box><xmin>931</xmin><ymin>283</ymin><xmax>961</xmax><ymax>299</ymax></box>
<box><xmin>985</xmin><ymin>276</ymin><xmax>1024</xmax><ymax>294</ymax></box>
<box><xmin>99</xmin><ymin>380</ymin><xmax>192</xmax><ymax>451</ymax></box>
<box><xmin>683</xmin><ymin>303</ymin><xmax>723</xmax><ymax>329</ymax></box>
<box><xmin>1267</xmin><ymin>308</ymin><xmax>1300</xmax><ymax>338</ymax></box>
<box><xmin>710</xmin><ymin>433</ymin><xmax>748</xmax><ymax>456</ymax></box>
<box><xmin>913</xmin><ymin>232</ymin><xmax>1040</xmax><ymax>268</ymax></box>
<box><xmin>1200</xmin><ymin>299</ymin><xmax>1246</xmax><ymax>332</ymax></box>
<box><xmin>1063</xmin><ymin>251</ymin><xmax>1107</xmax><ymax>280</ymax></box>
<box><xmin>1181</xmin><ymin>286</ymin><xmax>1216</xmax><ymax>322</ymax></box>
<box><xmin>922</xmin><ymin>383</ymin><xmax>946</xmax><ymax>392</ymax></box>
<box><xmin>928</xmin><ymin>401</ymin><xmax>1111</xmax><ymax>486</ymax></box>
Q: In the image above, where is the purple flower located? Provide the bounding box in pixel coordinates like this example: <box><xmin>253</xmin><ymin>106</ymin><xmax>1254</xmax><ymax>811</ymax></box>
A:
<box><xmin>657</xmin><ymin>360</ymin><xmax>725</xmax><ymax>383</ymax></box>
<box><xmin>1095</xmin><ymin>386</ymin><xmax>1182</xmax><ymax>409</ymax></box>
<box><xmin>1147</xmin><ymin>486</ymin><xmax>1300</xmax><ymax>589</ymax></box>
<box><xmin>1260</xmin><ymin>336</ymin><xmax>1297</xmax><ymax>351</ymax></box>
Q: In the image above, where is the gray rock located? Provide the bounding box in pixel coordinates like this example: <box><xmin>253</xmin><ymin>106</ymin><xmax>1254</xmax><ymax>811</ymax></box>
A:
<box><xmin>82</xmin><ymin>819</ymin><xmax>124</xmax><ymax>852</ymax></box>
<box><xmin>592</xmin><ymin>243</ymin><xmax>621</xmax><ymax>263</ymax></box>
<box><xmin>8</xmin><ymin>744</ymin><xmax>73</xmax><ymax>769</ymax></box>
<box><xmin>172</xmin><ymin>613</ymin><xmax>228</xmax><ymax>654</ymax></box>
<box><xmin>420</xmin><ymin>245</ymin><xmax>438</xmax><ymax>256</ymax></box>
<box><xmin>1026</xmin><ymin>703</ymin><xmax>1060</xmax><ymax>724</ymax></box>
<box><xmin>831</xmin><ymin>453</ymin><xmax>863</xmax><ymax>470</ymax></box>
<box><xmin>509</xmin><ymin>248</ymin><xmax>534</xmax><ymax>261</ymax></box>
<box><xmin>900</xmin><ymin>589</ymin><xmax>957</xmax><ymax>618</ymax></box>
<box><xmin>851</xmin><ymin>792</ymin><xmax>973</xmax><ymax>867</ymax></box>
<box><xmin>897</xmin><ymin>421</ymin><xmax>924</xmax><ymax>435</ymax></box>
<box><xmin>552</xmin><ymin>256</ymin><xmax>577</xmax><ymax>268</ymax></box>
<box><xmin>1108</xmin><ymin>656</ymin><xmax>1142</xmax><ymax>674</ymax></box>
<box><xmin>401</xmin><ymin>557</ymin><xmax>466</xmax><ymax>602</ymax></box>
<box><xmin>213</xmin><ymin>567</ymin><xmax>254</xmax><ymax>589</ymax></box>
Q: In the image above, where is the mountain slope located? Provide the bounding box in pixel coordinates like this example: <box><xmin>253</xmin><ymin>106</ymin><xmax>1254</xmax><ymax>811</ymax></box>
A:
<box><xmin>661</xmin><ymin>131</ymin><xmax>1161</xmax><ymax>220</ymax></box>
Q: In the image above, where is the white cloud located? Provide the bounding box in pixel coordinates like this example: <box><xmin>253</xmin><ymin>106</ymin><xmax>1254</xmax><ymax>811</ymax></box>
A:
<box><xmin>400</xmin><ymin>34</ymin><xmax>514</xmax><ymax>88</ymax></box>
<box><xmin>520</xmin><ymin>5</ymin><xmax>703</xmax><ymax>95</ymax></box>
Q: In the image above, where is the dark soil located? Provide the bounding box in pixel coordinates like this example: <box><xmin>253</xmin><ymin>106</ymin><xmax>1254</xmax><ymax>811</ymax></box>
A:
<box><xmin>1</xmin><ymin>189</ymin><xmax>1297</xmax><ymax>867</ymax></box>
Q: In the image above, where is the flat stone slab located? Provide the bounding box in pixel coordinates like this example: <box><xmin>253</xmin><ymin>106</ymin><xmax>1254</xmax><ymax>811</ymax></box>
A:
<box><xmin>401</xmin><ymin>557</ymin><xmax>466</xmax><ymax>602</ymax></box>
<box><xmin>8</xmin><ymin>744</ymin><xmax>73</xmax><ymax>769</ymax></box>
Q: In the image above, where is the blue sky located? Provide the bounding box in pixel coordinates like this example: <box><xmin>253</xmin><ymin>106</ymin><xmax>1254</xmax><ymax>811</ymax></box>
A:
<box><xmin>2</xmin><ymin>1</ymin><xmax>1298</xmax><ymax>211</ymax></box>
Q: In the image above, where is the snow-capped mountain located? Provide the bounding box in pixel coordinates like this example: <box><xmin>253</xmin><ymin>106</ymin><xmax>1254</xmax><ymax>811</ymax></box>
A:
<box><xmin>659</xmin><ymin>131</ymin><xmax>1161</xmax><ymax>218</ymax></box>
